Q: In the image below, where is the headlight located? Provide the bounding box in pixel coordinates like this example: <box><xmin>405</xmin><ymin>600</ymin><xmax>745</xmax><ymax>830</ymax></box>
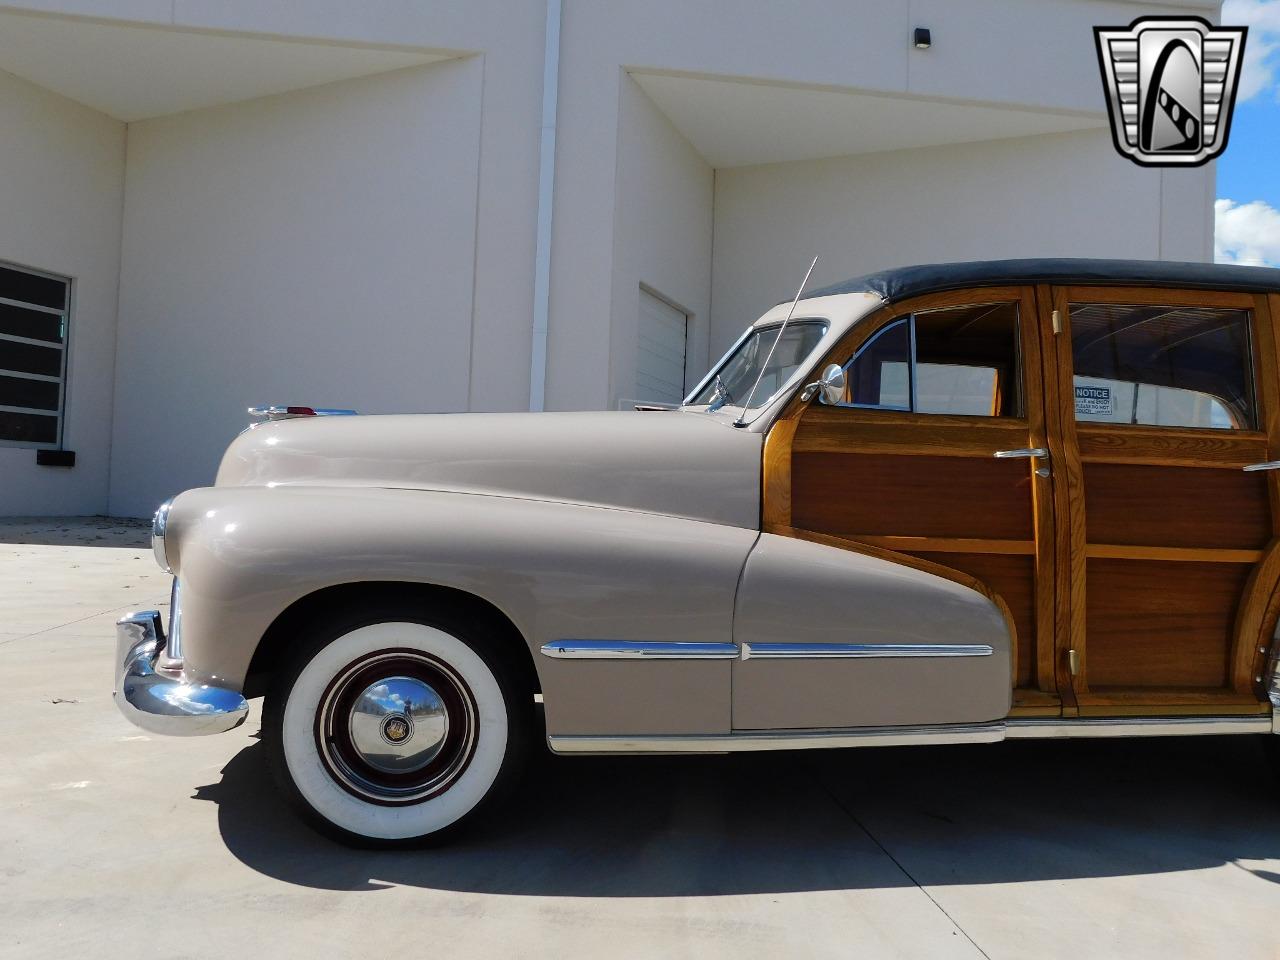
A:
<box><xmin>152</xmin><ymin>498</ymin><xmax>174</xmax><ymax>573</ymax></box>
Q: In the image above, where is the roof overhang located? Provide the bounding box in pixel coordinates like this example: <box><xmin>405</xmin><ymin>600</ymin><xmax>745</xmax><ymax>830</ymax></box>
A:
<box><xmin>629</xmin><ymin>70</ymin><xmax>1107</xmax><ymax>168</ymax></box>
<box><xmin>0</xmin><ymin>8</ymin><xmax>462</xmax><ymax>121</ymax></box>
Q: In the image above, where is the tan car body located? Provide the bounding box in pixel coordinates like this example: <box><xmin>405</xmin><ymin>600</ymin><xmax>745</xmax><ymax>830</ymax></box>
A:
<box><xmin>164</xmin><ymin>399</ymin><xmax>1010</xmax><ymax>741</ymax></box>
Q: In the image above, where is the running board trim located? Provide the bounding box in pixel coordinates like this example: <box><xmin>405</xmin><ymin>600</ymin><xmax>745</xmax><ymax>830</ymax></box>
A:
<box><xmin>1004</xmin><ymin>715</ymin><xmax>1273</xmax><ymax>738</ymax></box>
<box><xmin>546</xmin><ymin>714</ymin><xmax>1273</xmax><ymax>755</ymax></box>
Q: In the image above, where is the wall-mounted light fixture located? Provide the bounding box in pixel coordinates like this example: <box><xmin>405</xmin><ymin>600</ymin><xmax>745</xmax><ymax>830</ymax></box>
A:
<box><xmin>913</xmin><ymin>27</ymin><xmax>932</xmax><ymax>50</ymax></box>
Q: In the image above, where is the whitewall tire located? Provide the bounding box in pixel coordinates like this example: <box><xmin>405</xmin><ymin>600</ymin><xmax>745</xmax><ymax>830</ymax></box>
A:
<box><xmin>265</xmin><ymin>612</ymin><xmax>530</xmax><ymax>846</ymax></box>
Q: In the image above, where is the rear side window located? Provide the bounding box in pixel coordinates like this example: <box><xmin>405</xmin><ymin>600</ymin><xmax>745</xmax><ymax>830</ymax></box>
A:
<box><xmin>840</xmin><ymin>302</ymin><xmax>1022</xmax><ymax>417</ymax></box>
<box><xmin>1068</xmin><ymin>303</ymin><xmax>1255</xmax><ymax>430</ymax></box>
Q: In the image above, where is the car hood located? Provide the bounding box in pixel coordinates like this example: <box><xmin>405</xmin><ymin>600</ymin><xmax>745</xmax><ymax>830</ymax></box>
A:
<box><xmin>215</xmin><ymin>410</ymin><xmax>762</xmax><ymax>529</ymax></box>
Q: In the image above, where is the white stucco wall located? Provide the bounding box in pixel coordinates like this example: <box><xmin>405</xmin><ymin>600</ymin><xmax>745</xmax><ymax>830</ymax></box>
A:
<box><xmin>543</xmin><ymin>0</ymin><xmax>1218</xmax><ymax>408</ymax></box>
<box><xmin>709</xmin><ymin>129</ymin><xmax>1216</xmax><ymax>355</ymax></box>
<box><xmin>606</xmin><ymin>76</ymin><xmax>714</xmax><ymax>408</ymax></box>
<box><xmin>0</xmin><ymin>69</ymin><xmax>124</xmax><ymax>514</ymax></box>
<box><xmin>108</xmin><ymin>60</ymin><xmax>485</xmax><ymax>517</ymax></box>
<box><xmin>0</xmin><ymin>0</ymin><xmax>1225</xmax><ymax>516</ymax></box>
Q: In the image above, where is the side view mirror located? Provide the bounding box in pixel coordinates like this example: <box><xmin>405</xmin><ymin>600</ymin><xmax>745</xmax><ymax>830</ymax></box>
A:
<box><xmin>800</xmin><ymin>363</ymin><xmax>846</xmax><ymax>405</ymax></box>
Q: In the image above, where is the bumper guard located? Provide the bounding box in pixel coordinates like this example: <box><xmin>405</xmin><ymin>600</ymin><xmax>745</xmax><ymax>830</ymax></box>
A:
<box><xmin>114</xmin><ymin>610</ymin><xmax>248</xmax><ymax>736</ymax></box>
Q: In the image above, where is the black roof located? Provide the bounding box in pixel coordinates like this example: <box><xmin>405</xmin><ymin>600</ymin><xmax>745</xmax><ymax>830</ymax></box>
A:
<box><xmin>799</xmin><ymin>258</ymin><xmax>1280</xmax><ymax>304</ymax></box>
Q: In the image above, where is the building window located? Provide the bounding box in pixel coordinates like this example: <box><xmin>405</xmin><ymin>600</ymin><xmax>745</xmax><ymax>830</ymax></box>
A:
<box><xmin>0</xmin><ymin>262</ymin><xmax>70</xmax><ymax>448</ymax></box>
<box><xmin>1069</xmin><ymin>302</ymin><xmax>1255</xmax><ymax>430</ymax></box>
<box><xmin>841</xmin><ymin>302</ymin><xmax>1023</xmax><ymax>417</ymax></box>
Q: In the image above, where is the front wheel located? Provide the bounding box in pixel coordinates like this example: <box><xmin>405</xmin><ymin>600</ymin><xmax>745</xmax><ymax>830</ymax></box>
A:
<box><xmin>264</xmin><ymin>613</ymin><xmax>530</xmax><ymax>846</ymax></box>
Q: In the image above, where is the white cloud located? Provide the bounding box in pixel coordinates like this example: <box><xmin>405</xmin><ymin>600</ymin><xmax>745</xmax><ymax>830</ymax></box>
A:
<box><xmin>1215</xmin><ymin>198</ymin><xmax>1280</xmax><ymax>266</ymax></box>
<box><xmin>1223</xmin><ymin>0</ymin><xmax>1280</xmax><ymax>101</ymax></box>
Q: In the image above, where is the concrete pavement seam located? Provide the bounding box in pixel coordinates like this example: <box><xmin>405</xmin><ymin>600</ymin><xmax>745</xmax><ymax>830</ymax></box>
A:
<box><xmin>813</xmin><ymin>768</ymin><xmax>994</xmax><ymax>960</ymax></box>
<box><xmin>0</xmin><ymin>599</ymin><xmax>165</xmax><ymax>647</ymax></box>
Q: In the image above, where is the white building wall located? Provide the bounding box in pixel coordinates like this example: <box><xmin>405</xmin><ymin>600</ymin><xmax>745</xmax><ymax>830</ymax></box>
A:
<box><xmin>608</xmin><ymin>76</ymin><xmax>714</xmax><ymax>408</ymax></box>
<box><xmin>543</xmin><ymin>0</ymin><xmax>1217</xmax><ymax>410</ymax></box>
<box><xmin>165</xmin><ymin>0</ymin><xmax>552</xmax><ymax>415</ymax></box>
<box><xmin>0</xmin><ymin>0</ymin><xmax>1226</xmax><ymax>516</ymax></box>
<box><xmin>108</xmin><ymin>60</ymin><xmax>485</xmax><ymax>517</ymax></box>
<box><xmin>0</xmin><ymin>69</ymin><xmax>124</xmax><ymax>514</ymax></box>
<box><xmin>710</xmin><ymin>129</ymin><xmax>1215</xmax><ymax>354</ymax></box>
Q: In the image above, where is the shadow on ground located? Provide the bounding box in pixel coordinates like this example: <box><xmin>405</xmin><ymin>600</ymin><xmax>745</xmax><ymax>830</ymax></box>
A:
<box><xmin>193</xmin><ymin>732</ymin><xmax>1280</xmax><ymax>895</ymax></box>
<box><xmin>0</xmin><ymin>516</ymin><xmax>149</xmax><ymax>547</ymax></box>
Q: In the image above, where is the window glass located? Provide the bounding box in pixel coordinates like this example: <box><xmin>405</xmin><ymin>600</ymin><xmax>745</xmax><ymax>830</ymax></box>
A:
<box><xmin>916</xmin><ymin>364</ymin><xmax>999</xmax><ymax>416</ymax></box>
<box><xmin>0</xmin><ymin>262</ymin><xmax>69</xmax><ymax>448</ymax></box>
<box><xmin>840</xmin><ymin>302</ymin><xmax>1022</xmax><ymax>417</ymax></box>
<box><xmin>689</xmin><ymin>320</ymin><xmax>827</xmax><ymax>408</ymax></box>
<box><xmin>1069</xmin><ymin>303</ymin><xmax>1254</xmax><ymax>430</ymax></box>
<box><xmin>915</xmin><ymin>303</ymin><xmax>1020</xmax><ymax>416</ymax></box>
<box><xmin>845</xmin><ymin>319</ymin><xmax>910</xmax><ymax>408</ymax></box>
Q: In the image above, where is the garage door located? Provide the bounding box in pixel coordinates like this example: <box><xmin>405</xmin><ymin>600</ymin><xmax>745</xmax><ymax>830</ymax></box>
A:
<box><xmin>636</xmin><ymin>288</ymin><xmax>688</xmax><ymax>404</ymax></box>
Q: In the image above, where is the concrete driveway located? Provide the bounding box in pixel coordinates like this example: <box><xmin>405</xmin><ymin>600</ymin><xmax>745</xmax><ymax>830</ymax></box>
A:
<box><xmin>3</xmin><ymin>517</ymin><xmax>1280</xmax><ymax>959</ymax></box>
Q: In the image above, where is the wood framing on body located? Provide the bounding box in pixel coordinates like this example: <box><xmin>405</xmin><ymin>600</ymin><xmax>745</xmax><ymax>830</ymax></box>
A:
<box><xmin>763</xmin><ymin>284</ymin><xmax>1280</xmax><ymax>720</ymax></box>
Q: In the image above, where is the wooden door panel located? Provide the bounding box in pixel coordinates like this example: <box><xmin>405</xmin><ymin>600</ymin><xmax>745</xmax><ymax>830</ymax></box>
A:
<box><xmin>1084</xmin><ymin>558</ymin><xmax>1251</xmax><ymax>689</ymax></box>
<box><xmin>1083</xmin><ymin>462</ymin><xmax>1270</xmax><ymax>550</ymax></box>
<box><xmin>792</xmin><ymin>451</ymin><xmax>1033</xmax><ymax>541</ymax></box>
<box><xmin>793</xmin><ymin>407</ymin><xmax>1030</xmax><ymax>457</ymax></box>
<box><xmin>1077</xmin><ymin>423</ymin><xmax>1268</xmax><ymax>466</ymax></box>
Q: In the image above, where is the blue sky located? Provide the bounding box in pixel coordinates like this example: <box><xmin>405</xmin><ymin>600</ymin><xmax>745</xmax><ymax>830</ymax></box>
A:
<box><xmin>1214</xmin><ymin>0</ymin><xmax>1280</xmax><ymax>266</ymax></box>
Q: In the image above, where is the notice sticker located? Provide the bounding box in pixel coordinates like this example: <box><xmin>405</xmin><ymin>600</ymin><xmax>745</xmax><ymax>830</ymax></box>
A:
<box><xmin>1075</xmin><ymin>384</ymin><xmax>1113</xmax><ymax>417</ymax></box>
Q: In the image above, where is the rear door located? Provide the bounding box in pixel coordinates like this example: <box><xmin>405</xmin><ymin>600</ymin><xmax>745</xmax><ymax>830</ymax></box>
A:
<box><xmin>1044</xmin><ymin>285</ymin><xmax>1280</xmax><ymax>717</ymax></box>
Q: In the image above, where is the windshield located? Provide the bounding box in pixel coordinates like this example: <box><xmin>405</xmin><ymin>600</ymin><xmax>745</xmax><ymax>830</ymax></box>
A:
<box><xmin>687</xmin><ymin>320</ymin><xmax>828</xmax><ymax>409</ymax></box>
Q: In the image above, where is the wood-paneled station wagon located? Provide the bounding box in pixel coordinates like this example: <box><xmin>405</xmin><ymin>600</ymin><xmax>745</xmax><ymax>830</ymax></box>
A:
<box><xmin>115</xmin><ymin>259</ymin><xmax>1280</xmax><ymax>846</ymax></box>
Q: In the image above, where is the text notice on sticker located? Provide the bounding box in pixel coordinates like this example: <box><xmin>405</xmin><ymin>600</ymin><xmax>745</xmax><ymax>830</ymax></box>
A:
<box><xmin>1075</xmin><ymin>384</ymin><xmax>1113</xmax><ymax>417</ymax></box>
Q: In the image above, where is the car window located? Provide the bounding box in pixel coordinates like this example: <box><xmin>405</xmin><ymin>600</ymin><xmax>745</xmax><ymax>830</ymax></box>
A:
<box><xmin>687</xmin><ymin>320</ymin><xmax>828</xmax><ymax>408</ymax></box>
<box><xmin>840</xmin><ymin>302</ymin><xmax>1022</xmax><ymax>417</ymax></box>
<box><xmin>1068</xmin><ymin>302</ymin><xmax>1255</xmax><ymax>430</ymax></box>
<box><xmin>845</xmin><ymin>318</ymin><xmax>910</xmax><ymax>409</ymax></box>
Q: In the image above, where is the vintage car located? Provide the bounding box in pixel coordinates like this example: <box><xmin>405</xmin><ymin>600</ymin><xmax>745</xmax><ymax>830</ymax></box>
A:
<box><xmin>115</xmin><ymin>258</ymin><xmax>1280</xmax><ymax>846</ymax></box>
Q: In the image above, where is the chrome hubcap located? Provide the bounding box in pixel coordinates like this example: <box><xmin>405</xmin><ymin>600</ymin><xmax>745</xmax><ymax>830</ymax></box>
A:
<box><xmin>348</xmin><ymin>676</ymin><xmax>450</xmax><ymax>774</ymax></box>
<box><xmin>317</xmin><ymin>649</ymin><xmax>477</xmax><ymax>805</ymax></box>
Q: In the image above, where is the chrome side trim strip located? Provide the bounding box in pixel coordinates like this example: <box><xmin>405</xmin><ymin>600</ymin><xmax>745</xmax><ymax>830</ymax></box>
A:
<box><xmin>539</xmin><ymin>640</ymin><xmax>739</xmax><ymax>660</ymax></box>
<box><xmin>1005</xmin><ymin>715</ymin><xmax>1272</xmax><ymax>738</ymax></box>
<box><xmin>741</xmin><ymin>642</ymin><xmax>993</xmax><ymax>660</ymax></box>
<box><xmin>548</xmin><ymin>714</ymin><xmax>1271</xmax><ymax>754</ymax></box>
<box><xmin>548</xmin><ymin>722</ymin><xmax>1005</xmax><ymax>754</ymax></box>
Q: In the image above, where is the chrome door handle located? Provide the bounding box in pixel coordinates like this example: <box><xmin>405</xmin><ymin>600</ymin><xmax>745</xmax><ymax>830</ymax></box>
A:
<box><xmin>1244</xmin><ymin>461</ymin><xmax>1280</xmax><ymax>472</ymax></box>
<box><xmin>995</xmin><ymin>447</ymin><xmax>1050</xmax><ymax>478</ymax></box>
<box><xmin>994</xmin><ymin>448</ymin><xmax>1049</xmax><ymax>460</ymax></box>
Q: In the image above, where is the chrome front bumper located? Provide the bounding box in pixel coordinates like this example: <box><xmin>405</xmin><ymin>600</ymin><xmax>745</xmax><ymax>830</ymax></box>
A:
<box><xmin>114</xmin><ymin>610</ymin><xmax>248</xmax><ymax>736</ymax></box>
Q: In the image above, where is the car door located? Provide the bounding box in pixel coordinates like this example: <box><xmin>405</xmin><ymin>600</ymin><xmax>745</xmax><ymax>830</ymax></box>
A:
<box><xmin>739</xmin><ymin>285</ymin><xmax>1059</xmax><ymax>730</ymax></box>
<box><xmin>1043</xmin><ymin>284</ymin><xmax>1280</xmax><ymax>717</ymax></box>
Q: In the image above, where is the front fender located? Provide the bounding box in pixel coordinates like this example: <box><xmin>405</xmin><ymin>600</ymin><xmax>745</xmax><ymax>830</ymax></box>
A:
<box><xmin>164</xmin><ymin>486</ymin><xmax>758</xmax><ymax>736</ymax></box>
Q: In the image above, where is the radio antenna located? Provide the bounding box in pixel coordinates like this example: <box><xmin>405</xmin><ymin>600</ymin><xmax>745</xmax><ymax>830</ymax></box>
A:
<box><xmin>734</xmin><ymin>255</ymin><xmax>818</xmax><ymax>427</ymax></box>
